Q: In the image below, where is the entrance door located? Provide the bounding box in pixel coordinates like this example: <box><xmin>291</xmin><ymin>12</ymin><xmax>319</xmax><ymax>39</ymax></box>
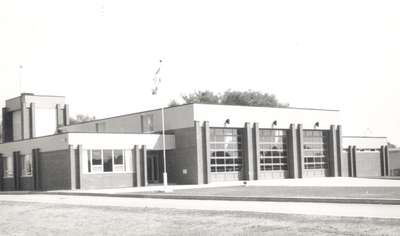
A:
<box><xmin>147</xmin><ymin>152</ymin><xmax>162</xmax><ymax>184</ymax></box>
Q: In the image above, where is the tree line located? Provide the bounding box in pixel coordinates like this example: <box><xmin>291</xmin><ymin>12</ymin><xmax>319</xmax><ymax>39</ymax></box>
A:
<box><xmin>169</xmin><ymin>89</ymin><xmax>289</xmax><ymax>107</ymax></box>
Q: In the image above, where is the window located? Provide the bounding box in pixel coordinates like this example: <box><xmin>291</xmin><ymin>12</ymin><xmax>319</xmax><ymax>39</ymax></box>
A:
<box><xmin>86</xmin><ymin>149</ymin><xmax>127</xmax><ymax>173</ymax></box>
<box><xmin>113</xmin><ymin>150</ymin><xmax>125</xmax><ymax>172</ymax></box>
<box><xmin>91</xmin><ymin>149</ymin><xmax>103</xmax><ymax>173</ymax></box>
<box><xmin>259</xmin><ymin>129</ymin><xmax>288</xmax><ymax>171</ymax></box>
<box><xmin>356</xmin><ymin>148</ymin><xmax>379</xmax><ymax>152</ymax></box>
<box><xmin>3</xmin><ymin>156</ymin><xmax>13</xmax><ymax>177</ymax></box>
<box><xmin>303</xmin><ymin>130</ymin><xmax>329</xmax><ymax>170</ymax></box>
<box><xmin>209</xmin><ymin>128</ymin><xmax>243</xmax><ymax>173</ymax></box>
<box><xmin>21</xmin><ymin>154</ymin><xmax>32</xmax><ymax>177</ymax></box>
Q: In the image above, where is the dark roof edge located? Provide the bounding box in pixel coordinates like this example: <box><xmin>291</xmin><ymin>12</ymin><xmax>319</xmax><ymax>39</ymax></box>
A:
<box><xmin>0</xmin><ymin>131</ymin><xmax>170</xmax><ymax>145</ymax></box>
<box><xmin>6</xmin><ymin>94</ymin><xmax>65</xmax><ymax>102</ymax></box>
<box><xmin>343</xmin><ymin>136</ymin><xmax>388</xmax><ymax>139</ymax></box>
<box><xmin>62</xmin><ymin>103</ymin><xmax>195</xmax><ymax>128</ymax></box>
<box><xmin>62</xmin><ymin>102</ymin><xmax>339</xmax><ymax>128</ymax></box>
<box><xmin>0</xmin><ymin>133</ymin><xmax>68</xmax><ymax>145</ymax></box>
<box><xmin>191</xmin><ymin>103</ymin><xmax>340</xmax><ymax>112</ymax></box>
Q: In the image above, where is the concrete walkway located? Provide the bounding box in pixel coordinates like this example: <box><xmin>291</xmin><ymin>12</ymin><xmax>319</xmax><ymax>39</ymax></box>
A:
<box><xmin>1</xmin><ymin>194</ymin><xmax>400</xmax><ymax>219</ymax></box>
<box><xmin>50</xmin><ymin>177</ymin><xmax>400</xmax><ymax>195</ymax></box>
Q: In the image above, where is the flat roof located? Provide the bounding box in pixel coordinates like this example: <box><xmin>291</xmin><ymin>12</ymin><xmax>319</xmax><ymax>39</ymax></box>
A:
<box><xmin>63</xmin><ymin>102</ymin><xmax>339</xmax><ymax>128</ymax></box>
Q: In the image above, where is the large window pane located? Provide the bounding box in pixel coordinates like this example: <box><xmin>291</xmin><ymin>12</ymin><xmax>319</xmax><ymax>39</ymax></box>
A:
<box><xmin>113</xmin><ymin>150</ymin><xmax>124</xmax><ymax>165</ymax></box>
<box><xmin>92</xmin><ymin>150</ymin><xmax>102</xmax><ymax>165</ymax></box>
<box><xmin>103</xmin><ymin>150</ymin><xmax>113</xmax><ymax>172</ymax></box>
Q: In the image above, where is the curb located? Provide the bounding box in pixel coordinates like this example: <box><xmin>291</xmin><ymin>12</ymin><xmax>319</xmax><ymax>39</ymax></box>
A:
<box><xmin>37</xmin><ymin>191</ymin><xmax>400</xmax><ymax>205</ymax></box>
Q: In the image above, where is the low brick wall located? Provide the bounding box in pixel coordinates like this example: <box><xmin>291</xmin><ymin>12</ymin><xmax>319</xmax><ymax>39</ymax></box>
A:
<box><xmin>81</xmin><ymin>173</ymin><xmax>135</xmax><ymax>190</ymax></box>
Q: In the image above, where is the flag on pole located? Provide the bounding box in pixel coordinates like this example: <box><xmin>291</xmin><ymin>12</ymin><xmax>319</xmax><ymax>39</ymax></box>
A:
<box><xmin>152</xmin><ymin>60</ymin><xmax>162</xmax><ymax>95</ymax></box>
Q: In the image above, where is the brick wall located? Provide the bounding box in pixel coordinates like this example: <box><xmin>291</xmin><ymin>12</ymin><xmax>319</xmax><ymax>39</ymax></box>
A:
<box><xmin>167</xmin><ymin>126</ymin><xmax>200</xmax><ymax>184</ymax></box>
<box><xmin>39</xmin><ymin>149</ymin><xmax>71</xmax><ymax>190</ymax></box>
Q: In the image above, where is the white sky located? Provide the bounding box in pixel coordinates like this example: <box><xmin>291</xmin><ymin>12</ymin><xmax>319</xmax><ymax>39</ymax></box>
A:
<box><xmin>0</xmin><ymin>0</ymin><xmax>399</xmax><ymax>145</ymax></box>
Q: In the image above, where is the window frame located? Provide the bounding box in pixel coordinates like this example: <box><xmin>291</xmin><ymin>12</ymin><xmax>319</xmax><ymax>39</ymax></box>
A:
<box><xmin>303</xmin><ymin>130</ymin><xmax>329</xmax><ymax>170</ymax></box>
<box><xmin>259</xmin><ymin>129</ymin><xmax>289</xmax><ymax>172</ymax></box>
<box><xmin>209</xmin><ymin>128</ymin><xmax>243</xmax><ymax>173</ymax></box>
<box><xmin>87</xmin><ymin>149</ymin><xmax>127</xmax><ymax>174</ymax></box>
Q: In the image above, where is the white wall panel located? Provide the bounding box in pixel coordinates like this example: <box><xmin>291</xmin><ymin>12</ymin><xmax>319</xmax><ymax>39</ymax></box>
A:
<box><xmin>68</xmin><ymin>133</ymin><xmax>175</xmax><ymax>150</ymax></box>
<box><xmin>35</xmin><ymin>108</ymin><xmax>57</xmax><ymax>137</ymax></box>
<box><xmin>194</xmin><ymin>104</ymin><xmax>341</xmax><ymax>129</ymax></box>
<box><xmin>343</xmin><ymin>136</ymin><xmax>387</xmax><ymax>148</ymax></box>
<box><xmin>61</xmin><ymin>104</ymin><xmax>195</xmax><ymax>133</ymax></box>
<box><xmin>0</xmin><ymin>134</ymin><xmax>69</xmax><ymax>157</ymax></box>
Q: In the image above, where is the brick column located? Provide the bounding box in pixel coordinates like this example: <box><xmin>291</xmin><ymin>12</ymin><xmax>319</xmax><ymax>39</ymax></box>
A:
<box><xmin>352</xmin><ymin>146</ymin><xmax>357</xmax><ymax>177</ymax></box>
<box><xmin>0</xmin><ymin>153</ymin><xmax>3</xmax><ymax>191</ymax></box>
<box><xmin>30</xmin><ymin>103</ymin><xmax>36</xmax><ymax>138</ymax></box>
<box><xmin>32</xmin><ymin>149</ymin><xmax>41</xmax><ymax>190</ymax></box>
<box><xmin>1</xmin><ymin>108</ymin><xmax>6</xmax><ymax>142</ymax></box>
<box><xmin>2</xmin><ymin>107</ymin><xmax>13</xmax><ymax>142</ymax></box>
<box><xmin>203</xmin><ymin>121</ymin><xmax>211</xmax><ymax>184</ymax></box>
<box><xmin>243</xmin><ymin>122</ymin><xmax>255</xmax><ymax>180</ymax></box>
<box><xmin>134</xmin><ymin>145</ymin><xmax>141</xmax><ymax>186</ymax></box>
<box><xmin>77</xmin><ymin>145</ymin><xmax>83</xmax><ymax>189</ymax></box>
<box><xmin>380</xmin><ymin>145</ymin><xmax>387</xmax><ymax>177</ymax></box>
<box><xmin>64</xmin><ymin>104</ymin><xmax>70</xmax><ymax>126</ymax></box>
<box><xmin>253</xmin><ymin>123</ymin><xmax>260</xmax><ymax>180</ymax></box>
<box><xmin>288</xmin><ymin>124</ymin><xmax>299</xmax><ymax>178</ymax></box>
<box><xmin>21</xmin><ymin>102</ymin><xmax>25</xmax><ymax>139</ymax></box>
<box><xmin>297</xmin><ymin>124</ymin><xmax>304</xmax><ymax>178</ymax></box>
<box><xmin>385</xmin><ymin>146</ymin><xmax>390</xmax><ymax>176</ymax></box>
<box><xmin>13</xmin><ymin>152</ymin><xmax>21</xmax><ymax>190</ymax></box>
<box><xmin>69</xmin><ymin>145</ymin><xmax>77</xmax><ymax>190</ymax></box>
<box><xmin>194</xmin><ymin>121</ymin><xmax>204</xmax><ymax>184</ymax></box>
<box><xmin>347</xmin><ymin>146</ymin><xmax>353</xmax><ymax>177</ymax></box>
<box><xmin>141</xmin><ymin>145</ymin><xmax>148</xmax><ymax>186</ymax></box>
<box><xmin>336</xmin><ymin>125</ymin><xmax>343</xmax><ymax>176</ymax></box>
<box><xmin>329</xmin><ymin>125</ymin><xmax>338</xmax><ymax>177</ymax></box>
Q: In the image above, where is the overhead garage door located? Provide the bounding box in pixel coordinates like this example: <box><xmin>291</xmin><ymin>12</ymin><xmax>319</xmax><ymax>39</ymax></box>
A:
<box><xmin>303</xmin><ymin>130</ymin><xmax>329</xmax><ymax>177</ymax></box>
<box><xmin>258</xmin><ymin>129</ymin><xmax>289</xmax><ymax>179</ymax></box>
<box><xmin>356</xmin><ymin>151</ymin><xmax>381</xmax><ymax>177</ymax></box>
<box><xmin>209</xmin><ymin>128</ymin><xmax>243</xmax><ymax>182</ymax></box>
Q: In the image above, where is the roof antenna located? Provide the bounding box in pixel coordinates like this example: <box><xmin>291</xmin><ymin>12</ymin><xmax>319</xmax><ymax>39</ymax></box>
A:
<box><xmin>18</xmin><ymin>64</ymin><xmax>23</xmax><ymax>94</ymax></box>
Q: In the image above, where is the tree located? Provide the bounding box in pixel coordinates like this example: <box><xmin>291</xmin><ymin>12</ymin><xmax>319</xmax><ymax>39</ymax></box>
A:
<box><xmin>221</xmin><ymin>90</ymin><xmax>288</xmax><ymax>107</ymax></box>
<box><xmin>69</xmin><ymin>114</ymin><xmax>96</xmax><ymax>125</ymax></box>
<box><xmin>170</xmin><ymin>89</ymin><xmax>288</xmax><ymax>107</ymax></box>
<box><xmin>168</xmin><ymin>99</ymin><xmax>180</xmax><ymax>107</ymax></box>
<box><xmin>181</xmin><ymin>90</ymin><xmax>220</xmax><ymax>104</ymax></box>
<box><xmin>388</xmin><ymin>142</ymin><xmax>397</xmax><ymax>149</ymax></box>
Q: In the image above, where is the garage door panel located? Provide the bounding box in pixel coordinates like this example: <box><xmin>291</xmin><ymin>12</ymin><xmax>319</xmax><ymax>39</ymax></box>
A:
<box><xmin>356</xmin><ymin>152</ymin><xmax>381</xmax><ymax>177</ymax></box>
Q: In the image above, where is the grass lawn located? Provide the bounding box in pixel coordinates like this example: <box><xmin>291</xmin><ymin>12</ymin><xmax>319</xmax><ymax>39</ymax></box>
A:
<box><xmin>1</xmin><ymin>201</ymin><xmax>400</xmax><ymax>235</ymax></box>
<box><xmin>134</xmin><ymin>186</ymin><xmax>400</xmax><ymax>199</ymax></box>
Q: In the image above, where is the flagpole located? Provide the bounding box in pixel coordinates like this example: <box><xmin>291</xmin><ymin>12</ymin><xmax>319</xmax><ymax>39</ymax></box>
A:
<box><xmin>152</xmin><ymin>59</ymin><xmax>171</xmax><ymax>192</ymax></box>
<box><xmin>161</xmin><ymin>106</ymin><xmax>168</xmax><ymax>192</ymax></box>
